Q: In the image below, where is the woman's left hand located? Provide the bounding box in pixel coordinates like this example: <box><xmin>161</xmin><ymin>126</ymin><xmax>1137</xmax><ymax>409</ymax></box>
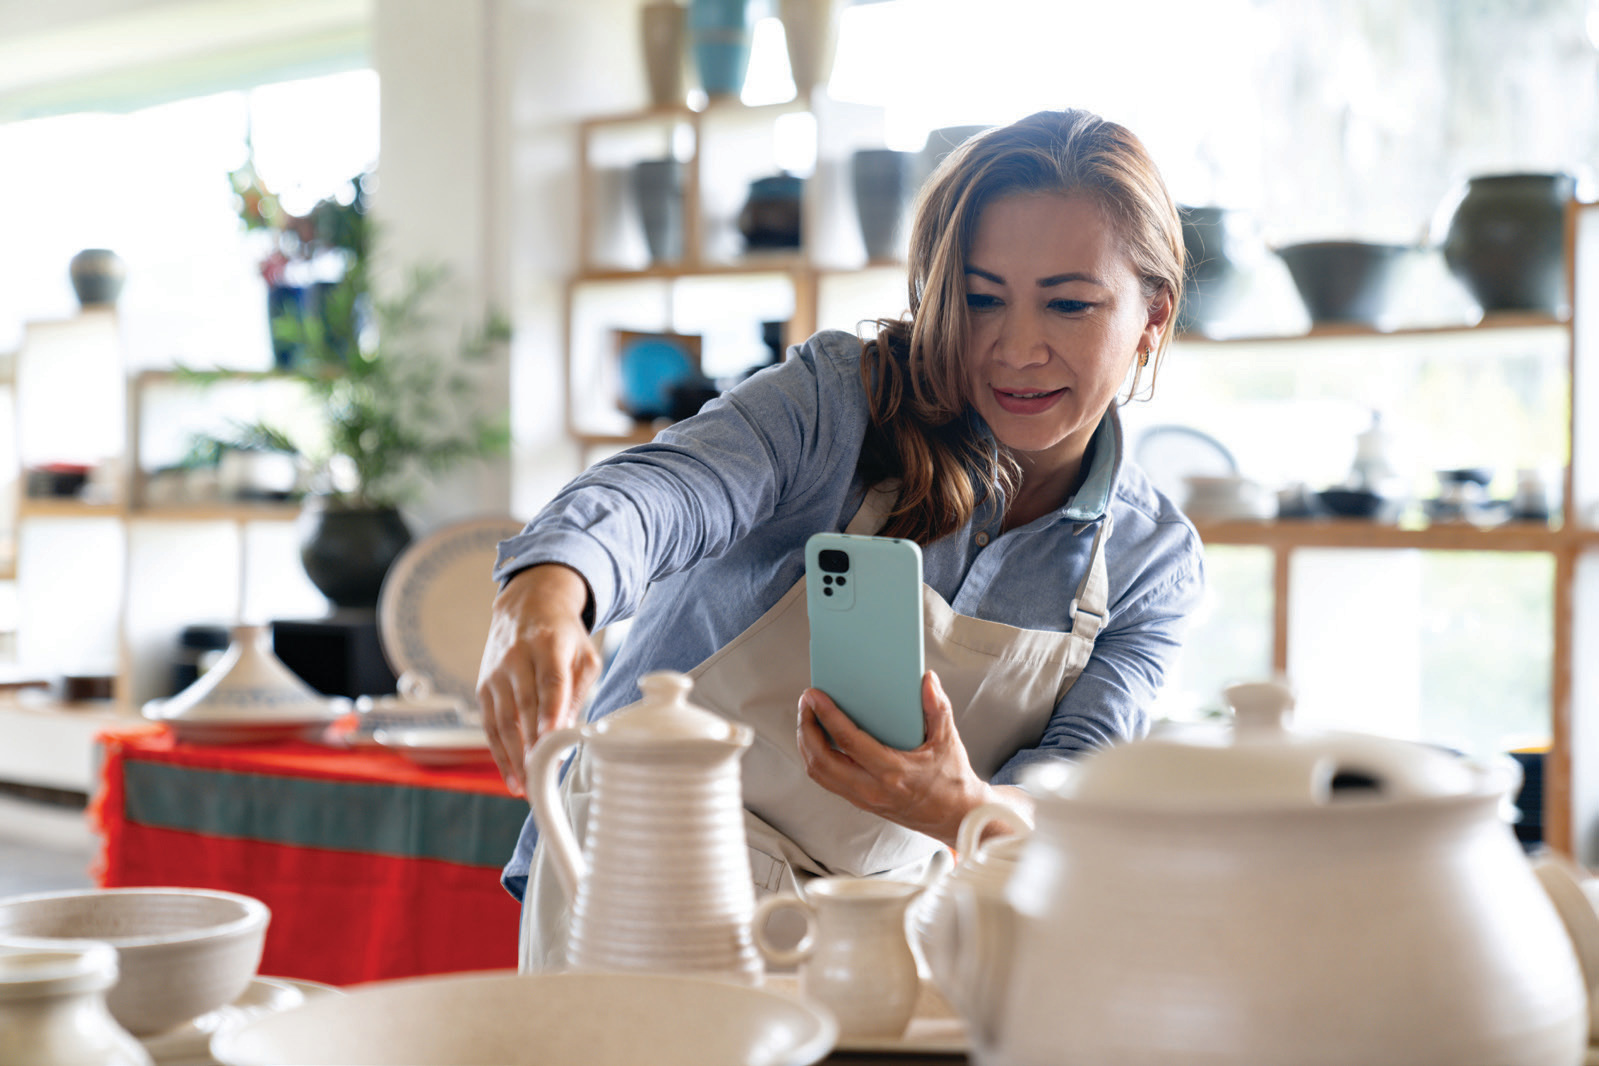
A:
<box><xmin>797</xmin><ymin>671</ymin><xmax>1009</xmax><ymax>848</ymax></box>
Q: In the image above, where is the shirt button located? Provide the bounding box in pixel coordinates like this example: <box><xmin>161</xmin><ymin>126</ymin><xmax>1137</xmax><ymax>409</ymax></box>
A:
<box><xmin>974</xmin><ymin>531</ymin><xmax>990</xmax><ymax>547</ymax></box>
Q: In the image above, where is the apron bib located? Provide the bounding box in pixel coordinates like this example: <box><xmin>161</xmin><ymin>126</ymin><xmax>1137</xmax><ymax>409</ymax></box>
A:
<box><xmin>520</xmin><ymin>482</ymin><xmax>1114</xmax><ymax>972</ymax></box>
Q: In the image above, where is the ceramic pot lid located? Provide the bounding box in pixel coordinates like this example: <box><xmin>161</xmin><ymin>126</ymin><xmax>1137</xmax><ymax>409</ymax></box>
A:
<box><xmin>591</xmin><ymin>671</ymin><xmax>747</xmax><ymax>744</ymax></box>
<box><xmin>1043</xmin><ymin>679</ymin><xmax>1493</xmax><ymax>808</ymax></box>
<box><xmin>144</xmin><ymin>625</ymin><xmax>348</xmax><ymax>723</ymax></box>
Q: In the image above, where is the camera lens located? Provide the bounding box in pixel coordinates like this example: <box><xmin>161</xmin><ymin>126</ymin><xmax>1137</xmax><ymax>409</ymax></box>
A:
<box><xmin>819</xmin><ymin>549</ymin><xmax>849</xmax><ymax>573</ymax></box>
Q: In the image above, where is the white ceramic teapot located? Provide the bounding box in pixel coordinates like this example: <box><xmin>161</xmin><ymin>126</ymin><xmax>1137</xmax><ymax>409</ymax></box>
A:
<box><xmin>935</xmin><ymin>679</ymin><xmax>1591</xmax><ymax>1066</ymax></box>
<box><xmin>525</xmin><ymin>671</ymin><xmax>762</xmax><ymax>984</ymax></box>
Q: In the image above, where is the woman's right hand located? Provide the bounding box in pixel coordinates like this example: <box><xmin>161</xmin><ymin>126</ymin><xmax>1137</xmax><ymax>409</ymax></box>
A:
<box><xmin>476</xmin><ymin>563</ymin><xmax>601</xmax><ymax>796</ymax></box>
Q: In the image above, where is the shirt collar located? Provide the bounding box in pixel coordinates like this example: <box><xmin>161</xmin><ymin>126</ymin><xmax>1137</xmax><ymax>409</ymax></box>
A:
<box><xmin>1062</xmin><ymin>408</ymin><xmax>1120</xmax><ymax>522</ymax></box>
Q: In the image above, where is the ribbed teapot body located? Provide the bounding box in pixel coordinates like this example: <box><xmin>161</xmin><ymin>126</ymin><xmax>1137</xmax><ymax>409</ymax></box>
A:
<box><xmin>568</xmin><ymin>741</ymin><xmax>760</xmax><ymax>983</ymax></box>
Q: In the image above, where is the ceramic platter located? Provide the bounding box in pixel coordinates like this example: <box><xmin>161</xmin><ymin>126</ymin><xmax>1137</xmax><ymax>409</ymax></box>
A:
<box><xmin>372</xmin><ymin>726</ymin><xmax>495</xmax><ymax>768</ymax></box>
<box><xmin>141</xmin><ymin>708</ymin><xmax>344</xmax><ymax>746</ymax></box>
<box><xmin>377</xmin><ymin>516</ymin><xmax>527</xmax><ymax>706</ymax></box>
<box><xmin>764</xmin><ymin>975</ymin><xmax>968</xmax><ymax>1056</ymax></box>
<box><xmin>140</xmin><ymin>975</ymin><xmax>342</xmax><ymax>1066</ymax></box>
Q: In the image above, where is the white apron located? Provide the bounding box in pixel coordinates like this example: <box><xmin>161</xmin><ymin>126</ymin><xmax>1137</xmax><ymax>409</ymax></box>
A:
<box><xmin>519</xmin><ymin>482</ymin><xmax>1114</xmax><ymax>972</ymax></box>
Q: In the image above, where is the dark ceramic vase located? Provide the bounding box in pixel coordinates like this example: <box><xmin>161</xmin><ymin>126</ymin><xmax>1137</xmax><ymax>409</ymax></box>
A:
<box><xmin>851</xmin><ymin>149</ymin><xmax>914</xmax><ymax>261</ymax></box>
<box><xmin>68</xmin><ymin>248</ymin><xmax>126</xmax><ymax>307</ymax></box>
<box><xmin>738</xmin><ymin>173</ymin><xmax>804</xmax><ymax>250</ymax></box>
<box><xmin>1441</xmin><ymin>173</ymin><xmax>1575</xmax><ymax>314</ymax></box>
<box><xmin>1176</xmin><ymin>205</ymin><xmax>1252</xmax><ymax>335</ymax></box>
<box><xmin>298</xmin><ymin>498</ymin><xmax>413</xmax><ymax>609</ymax></box>
<box><xmin>1276</xmin><ymin>241</ymin><xmax>1408</xmax><ymax>326</ymax></box>
<box><xmin>632</xmin><ymin>159</ymin><xmax>685</xmax><ymax>263</ymax></box>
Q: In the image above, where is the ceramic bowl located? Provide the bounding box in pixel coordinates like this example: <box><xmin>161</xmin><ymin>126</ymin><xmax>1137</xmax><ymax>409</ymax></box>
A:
<box><xmin>211</xmin><ymin>969</ymin><xmax>838</xmax><ymax>1066</ymax></box>
<box><xmin>1276</xmin><ymin>240</ymin><xmax>1409</xmax><ymax>326</ymax></box>
<box><xmin>0</xmin><ymin>887</ymin><xmax>269</xmax><ymax>1036</ymax></box>
<box><xmin>1316</xmin><ymin>488</ymin><xmax>1394</xmax><ymax>521</ymax></box>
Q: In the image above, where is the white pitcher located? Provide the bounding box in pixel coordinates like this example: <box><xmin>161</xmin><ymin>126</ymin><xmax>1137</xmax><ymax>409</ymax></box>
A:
<box><xmin>753</xmin><ymin>877</ymin><xmax>923</xmax><ymax>1039</ymax></box>
<box><xmin>525</xmin><ymin>671</ymin><xmax>761</xmax><ymax>983</ymax></box>
<box><xmin>911</xmin><ymin>801</ymin><xmax>1030</xmax><ymax>989</ymax></box>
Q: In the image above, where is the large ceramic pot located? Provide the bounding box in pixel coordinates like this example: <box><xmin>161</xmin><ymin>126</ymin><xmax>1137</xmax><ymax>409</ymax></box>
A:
<box><xmin>933</xmin><ymin>680</ymin><xmax>1593</xmax><ymax>1066</ymax></box>
<box><xmin>639</xmin><ymin>1</ymin><xmax>687</xmax><ymax>108</ymax></box>
<box><xmin>68</xmin><ymin>248</ymin><xmax>126</xmax><ymax>308</ymax></box>
<box><xmin>1175</xmin><ymin>205</ymin><xmax>1254</xmax><ymax>335</ymax></box>
<box><xmin>778</xmin><ymin>0</ymin><xmax>841</xmax><ymax>95</ymax></box>
<box><xmin>297</xmin><ymin>498</ymin><xmax>413</xmax><ymax>610</ymax></box>
<box><xmin>1440</xmin><ymin>172</ymin><xmax>1576</xmax><ymax>315</ymax></box>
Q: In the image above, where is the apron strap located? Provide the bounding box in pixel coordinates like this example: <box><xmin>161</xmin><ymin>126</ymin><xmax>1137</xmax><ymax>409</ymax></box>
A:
<box><xmin>1067</xmin><ymin>513</ymin><xmax>1114</xmax><ymax>643</ymax></box>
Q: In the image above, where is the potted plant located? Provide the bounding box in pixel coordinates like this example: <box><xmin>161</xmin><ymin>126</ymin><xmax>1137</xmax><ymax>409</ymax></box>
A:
<box><xmin>195</xmin><ymin>166</ymin><xmax>510</xmax><ymax>609</ymax></box>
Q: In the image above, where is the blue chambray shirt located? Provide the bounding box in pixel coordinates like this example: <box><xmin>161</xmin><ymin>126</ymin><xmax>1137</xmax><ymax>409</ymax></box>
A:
<box><xmin>493</xmin><ymin>329</ymin><xmax>1204</xmax><ymax>899</ymax></box>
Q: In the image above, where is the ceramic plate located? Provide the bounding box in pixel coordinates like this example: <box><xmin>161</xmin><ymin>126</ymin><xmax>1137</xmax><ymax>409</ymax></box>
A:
<box><xmin>140</xmin><ymin>975</ymin><xmax>342</xmax><ymax>1066</ymax></box>
<box><xmin>764</xmin><ymin>975</ymin><xmax>967</xmax><ymax>1056</ymax></box>
<box><xmin>145</xmin><ymin>712</ymin><xmax>345</xmax><ymax>746</ymax></box>
<box><xmin>211</xmin><ymin>970</ymin><xmax>836</xmax><ymax>1066</ymax></box>
<box><xmin>372</xmin><ymin>726</ymin><xmax>495</xmax><ymax>767</ymax></box>
<box><xmin>376</xmin><ymin>517</ymin><xmax>527</xmax><ymax>705</ymax></box>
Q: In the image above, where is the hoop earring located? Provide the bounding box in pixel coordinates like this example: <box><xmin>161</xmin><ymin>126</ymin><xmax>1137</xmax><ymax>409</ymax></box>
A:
<box><xmin>1138</xmin><ymin>346</ymin><xmax>1151</xmax><ymax>368</ymax></box>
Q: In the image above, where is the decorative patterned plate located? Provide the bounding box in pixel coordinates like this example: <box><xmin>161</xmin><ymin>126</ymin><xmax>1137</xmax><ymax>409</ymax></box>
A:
<box><xmin>376</xmin><ymin>516</ymin><xmax>527</xmax><ymax>706</ymax></box>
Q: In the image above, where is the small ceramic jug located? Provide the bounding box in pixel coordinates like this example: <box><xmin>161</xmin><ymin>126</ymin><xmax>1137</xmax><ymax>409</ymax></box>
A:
<box><xmin>753</xmin><ymin>877</ymin><xmax>923</xmax><ymax>1039</ymax></box>
<box><xmin>911</xmin><ymin>801</ymin><xmax>1030</xmax><ymax>986</ymax></box>
<box><xmin>526</xmin><ymin>671</ymin><xmax>762</xmax><ymax>983</ymax></box>
<box><xmin>0</xmin><ymin>943</ymin><xmax>152</xmax><ymax>1066</ymax></box>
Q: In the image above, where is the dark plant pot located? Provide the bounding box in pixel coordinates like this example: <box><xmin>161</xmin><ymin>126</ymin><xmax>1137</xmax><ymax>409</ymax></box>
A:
<box><xmin>267</xmin><ymin>284</ymin><xmax>307</xmax><ymax>370</ymax></box>
<box><xmin>1440</xmin><ymin>172</ymin><xmax>1575</xmax><ymax>315</ymax></box>
<box><xmin>1276</xmin><ymin>241</ymin><xmax>1408</xmax><ymax>326</ymax></box>
<box><xmin>69</xmin><ymin>248</ymin><xmax>126</xmax><ymax>307</ymax></box>
<box><xmin>298</xmin><ymin>500</ymin><xmax>413</xmax><ymax>609</ymax></box>
<box><xmin>1176</xmin><ymin>205</ymin><xmax>1252</xmax><ymax>335</ymax></box>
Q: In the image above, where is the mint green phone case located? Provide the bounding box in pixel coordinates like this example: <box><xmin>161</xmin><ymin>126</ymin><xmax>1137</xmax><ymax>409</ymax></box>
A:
<box><xmin>805</xmin><ymin>532</ymin><xmax>926</xmax><ymax>750</ymax></box>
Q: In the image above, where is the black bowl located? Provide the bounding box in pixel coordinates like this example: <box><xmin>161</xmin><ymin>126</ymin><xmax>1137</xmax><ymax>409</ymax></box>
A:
<box><xmin>1277</xmin><ymin>241</ymin><xmax>1409</xmax><ymax>326</ymax></box>
<box><xmin>1317</xmin><ymin>488</ymin><xmax>1391</xmax><ymax>519</ymax></box>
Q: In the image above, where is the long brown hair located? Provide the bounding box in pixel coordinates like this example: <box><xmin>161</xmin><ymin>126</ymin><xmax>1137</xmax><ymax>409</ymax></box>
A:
<box><xmin>859</xmin><ymin>109</ymin><xmax>1184</xmax><ymax>544</ymax></box>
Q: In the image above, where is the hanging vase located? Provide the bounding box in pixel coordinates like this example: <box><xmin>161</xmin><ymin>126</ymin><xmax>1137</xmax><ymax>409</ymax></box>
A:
<box><xmin>1440</xmin><ymin>172</ymin><xmax>1575</xmax><ymax>315</ymax></box>
<box><xmin>640</xmin><ymin>2</ymin><xmax>688</xmax><ymax>108</ymax></box>
<box><xmin>688</xmin><ymin>0</ymin><xmax>755</xmax><ymax>99</ymax></box>
<box><xmin>778</xmin><ymin>0</ymin><xmax>841</xmax><ymax>96</ymax></box>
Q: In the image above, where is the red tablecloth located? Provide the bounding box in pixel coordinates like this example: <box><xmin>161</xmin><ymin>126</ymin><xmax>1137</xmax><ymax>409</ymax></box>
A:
<box><xmin>90</xmin><ymin>727</ymin><xmax>526</xmax><ymax>987</ymax></box>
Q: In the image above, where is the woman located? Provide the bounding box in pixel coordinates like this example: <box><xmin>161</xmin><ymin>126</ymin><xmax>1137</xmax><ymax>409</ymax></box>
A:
<box><xmin>478</xmin><ymin>108</ymin><xmax>1204</xmax><ymax>968</ymax></box>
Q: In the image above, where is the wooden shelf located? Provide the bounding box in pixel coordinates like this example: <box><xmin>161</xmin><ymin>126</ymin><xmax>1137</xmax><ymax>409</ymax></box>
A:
<box><xmin>17</xmin><ymin>498</ymin><xmax>126</xmax><ymax>519</ymax></box>
<box><xmin>1194</xmin><ymin>518</ymin><xmax>1570</xmax><ymax>552</ymax></box>
<box><xmin>1175</xmin><ymin>311</ymin><xmax>1570</xmax><ymax>347</ymax></box>
<box><xmin>128</xmin><ymin>502</ymin><xmax>302</xmax><ymax>522</ymax></box>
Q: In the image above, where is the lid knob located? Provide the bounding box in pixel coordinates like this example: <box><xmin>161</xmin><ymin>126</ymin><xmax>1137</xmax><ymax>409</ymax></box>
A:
<box><xmin>1223</xmin><ymin>679</ymin><xmax>1295</xmax><ymax>739</ymax></box>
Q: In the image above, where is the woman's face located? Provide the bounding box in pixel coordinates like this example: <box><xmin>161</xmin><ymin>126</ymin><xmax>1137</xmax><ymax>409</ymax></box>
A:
<box><xmin>962</xmin><ymin>190</ymin><xmax>1168</xmax><ymax>473</ymax></box>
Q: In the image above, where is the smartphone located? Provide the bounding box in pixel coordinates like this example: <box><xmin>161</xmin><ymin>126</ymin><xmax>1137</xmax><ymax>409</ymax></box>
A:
<box><xmin>805</xmin><ymin>532</ymin><xmax>926</xmax><ymax>751</ymax></box>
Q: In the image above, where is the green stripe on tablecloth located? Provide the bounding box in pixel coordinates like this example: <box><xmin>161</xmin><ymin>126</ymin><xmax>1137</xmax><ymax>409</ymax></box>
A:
<box><xmin>121</xmin><ymin>761</ymin><xmax>527</xmax><ymax>868</ymax></box>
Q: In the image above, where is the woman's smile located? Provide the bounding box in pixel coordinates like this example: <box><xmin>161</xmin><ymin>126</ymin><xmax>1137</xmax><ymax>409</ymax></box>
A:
<box><xmin>992</xmin><ymin>385</ymin><xmax>1068</xmax><ymax>415</ymax></box>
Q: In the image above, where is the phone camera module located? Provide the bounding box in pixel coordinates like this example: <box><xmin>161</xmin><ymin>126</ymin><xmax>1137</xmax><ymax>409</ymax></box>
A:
<box><xmin>819</xmin><ymin>549</ymin><xmax>850</xmax><ymax>574</ymax></box>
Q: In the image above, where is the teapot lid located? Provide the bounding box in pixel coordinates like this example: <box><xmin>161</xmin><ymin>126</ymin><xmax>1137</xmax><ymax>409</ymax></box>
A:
<box><xmin>592</xmin><ymin>671</ymin><xmax>743</xmax><ymax>743</ymax></box>
<box><xmin>1046</xmin><ymin>679</ymin><xmax>1498</xmax><ymax>808</ymax></box>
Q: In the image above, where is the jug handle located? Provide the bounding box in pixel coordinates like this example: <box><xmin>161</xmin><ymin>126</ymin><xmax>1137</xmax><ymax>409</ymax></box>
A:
<box><xmin>956</xmin><ymin>801</ymin><xmax>1032</xmax><ymax>861</ymax></box>
<box><xmin>1532</xmin><ymin>852</ymin><xmax>1599</xmax><ymax>1000</ymax></box>
<box><xmin>752</xmin><ymin>894</ymin><xmax>817</xmax><ymax>970</ymax></box>
<box><xmin>524</xmin><ymin>726</ymin><xmax>587</xmax><ymax>898</ymax></box>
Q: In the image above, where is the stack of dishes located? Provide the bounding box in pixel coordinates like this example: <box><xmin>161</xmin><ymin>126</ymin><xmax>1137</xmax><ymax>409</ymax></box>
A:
<box><xmin>142</xmin><ymin>625</ymin><xmax>349</xmax><ymax>744</ymax></box>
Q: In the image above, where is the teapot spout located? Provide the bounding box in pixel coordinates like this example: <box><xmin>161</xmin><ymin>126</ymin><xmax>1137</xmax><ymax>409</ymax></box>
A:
<box><xmin>940</xmin><ymin>878</ymin><xmax>1015</xmax><ymax>1052</ymax></box>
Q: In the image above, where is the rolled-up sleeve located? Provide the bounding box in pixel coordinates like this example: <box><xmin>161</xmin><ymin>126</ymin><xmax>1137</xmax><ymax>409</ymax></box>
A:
<box><xmin>492</xmin><ymin>332</ymin><xmax>865</xmax><ymax>629</ymax></box>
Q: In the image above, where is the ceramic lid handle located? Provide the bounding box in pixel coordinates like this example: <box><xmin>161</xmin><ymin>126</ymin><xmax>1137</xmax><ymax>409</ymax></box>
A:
<box><xmin>1223</xmin><ymin>680</ymin><xmax>1295</xmax><ymax>738</ymax></box>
